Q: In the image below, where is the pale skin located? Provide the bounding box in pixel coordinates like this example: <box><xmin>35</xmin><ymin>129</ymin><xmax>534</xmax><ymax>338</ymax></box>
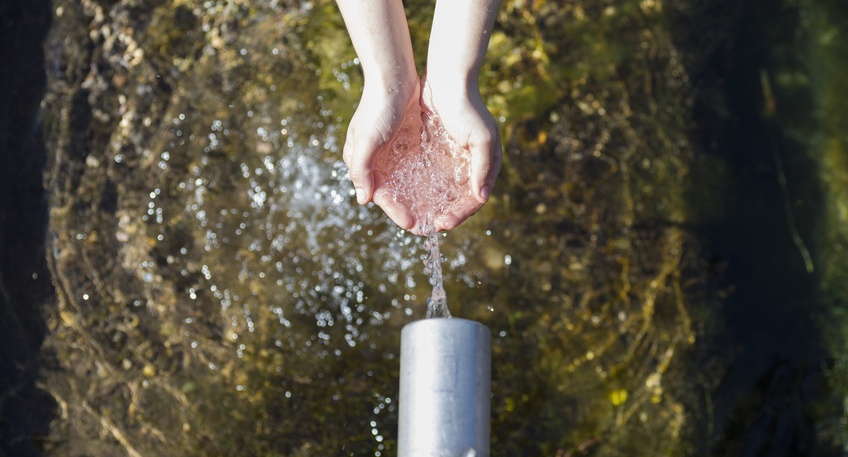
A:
<box><xmin>336</xmin><ymin>0</ymin><xmax>503</xmax><ymax>234</ymax></box>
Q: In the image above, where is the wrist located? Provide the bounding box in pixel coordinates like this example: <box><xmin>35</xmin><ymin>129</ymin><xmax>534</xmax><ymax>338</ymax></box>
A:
<box><xmin>423</xmin><ymin>70</ymin><xmax>481</xmax><ymax>111</ymax></box>
<box><xmin>362</xmin><ymin>60</ymin><xmax>419</xmax><ymax>100</ymax></box>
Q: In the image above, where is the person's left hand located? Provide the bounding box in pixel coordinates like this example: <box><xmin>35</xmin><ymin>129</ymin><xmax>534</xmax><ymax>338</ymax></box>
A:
<box><xmin>418</xmin><ymin>75</ymin><xmax>503</xmax><ymax>233</ymax></box>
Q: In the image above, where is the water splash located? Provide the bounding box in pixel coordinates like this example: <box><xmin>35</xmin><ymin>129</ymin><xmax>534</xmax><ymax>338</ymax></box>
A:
<box><xmin>375</xmin><ymin>95</ymin><xmax>472</xmax><ymax>227</ymax></box>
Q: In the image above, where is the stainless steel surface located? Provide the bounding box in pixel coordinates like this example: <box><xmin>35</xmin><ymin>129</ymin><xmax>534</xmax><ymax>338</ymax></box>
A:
<box><xmin>397</xmin><ymin>318</ymin><xmax>491</xmax><ymax>457</ymax></box>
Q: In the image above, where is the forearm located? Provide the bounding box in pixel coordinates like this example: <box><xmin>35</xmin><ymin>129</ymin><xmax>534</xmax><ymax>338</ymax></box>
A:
<box><xmin>426</xmin><ymin>0</ymin><xmax>501</xmax><ymax>94</ymax></box>
<box><xmin>336</xmin><ymin>0</ymin><xmax>418</xmax><ymax>92</ymax></box>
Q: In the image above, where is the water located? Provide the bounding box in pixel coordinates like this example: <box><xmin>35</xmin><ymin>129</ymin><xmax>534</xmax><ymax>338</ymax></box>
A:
<box><xmin>375</xmin><ymin>86</ymin><xmax>474</xmax><ymax>233</ymax></box>
<box><xmin>377</xmin><ymin>83</ymin><xmax>477</xmax><ymax>318</ymax></box>
<box><xmin>423</xmin><ymin>225</ymin><xmax>450</xmax><ymax>318</ymax></box>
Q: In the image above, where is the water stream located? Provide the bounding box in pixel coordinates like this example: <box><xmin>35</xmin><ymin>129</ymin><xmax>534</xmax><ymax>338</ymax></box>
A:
<box><xmin>423</xmin><ymin>226</ymin><xmax>450</xmax><ymax>319</ymax></box>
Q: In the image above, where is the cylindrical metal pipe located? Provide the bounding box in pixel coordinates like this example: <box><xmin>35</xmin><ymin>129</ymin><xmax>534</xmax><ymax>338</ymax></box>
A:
<box><xmin>398</xmin><ymin>318</ymin><xmax>491</xmax><ymax>457</ymax></box>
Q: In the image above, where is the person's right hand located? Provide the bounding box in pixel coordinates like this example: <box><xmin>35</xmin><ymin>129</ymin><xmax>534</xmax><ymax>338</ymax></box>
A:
<box><xmin>342</xmin><ymin>75</ymin><xmax>421</xmax><ymax>230</ymax></box>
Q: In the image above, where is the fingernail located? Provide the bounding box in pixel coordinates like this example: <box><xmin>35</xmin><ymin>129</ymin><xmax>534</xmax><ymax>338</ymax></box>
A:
<box><xmin>479</xmin><ymin>185</ymin><xmax>490</xmax><ymax>202</ymax></box>
<box><xmin>355</xmin><ymin>188</ymin><xmax>366</xmax><ymax>204</ymax></box>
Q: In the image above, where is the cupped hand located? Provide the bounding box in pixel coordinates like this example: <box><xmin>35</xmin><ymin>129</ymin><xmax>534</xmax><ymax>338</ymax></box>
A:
<box><xmin>342</xmin><ymin>76</ymin><xmax>420</xmax><ymax>230</ymax></box>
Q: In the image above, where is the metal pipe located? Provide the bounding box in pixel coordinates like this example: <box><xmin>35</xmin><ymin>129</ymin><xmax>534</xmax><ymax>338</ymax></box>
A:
<box><xmin>397</xmin><ymin>318</ymin><xmax>491</xmax><ymax>457</ymax></box>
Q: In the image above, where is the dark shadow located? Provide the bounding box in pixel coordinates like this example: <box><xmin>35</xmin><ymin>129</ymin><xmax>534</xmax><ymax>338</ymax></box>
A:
<box><xmin>669</xmin><ymin>0</ymin><xmax>835</xmax><ymax>454</ymax></box>
<box><xmin>0</xmin><ymin>0</ymin><xmax>57</xmax><ymax>455</ymax></box>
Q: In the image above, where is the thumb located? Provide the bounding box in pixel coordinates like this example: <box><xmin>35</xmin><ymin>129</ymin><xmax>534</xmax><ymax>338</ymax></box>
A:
<box><xmin>344</xmin><ymin>140</ymin><xmax>376</xmax><ymax>205</ymax></box>
<box><xmin>468</xmin><ymin>128</ymin><xmax>502</xmax><ymax>204</ymax></box>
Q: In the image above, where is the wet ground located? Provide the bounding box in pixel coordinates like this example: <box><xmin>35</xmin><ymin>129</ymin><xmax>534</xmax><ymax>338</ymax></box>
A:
<box><xmin>1</xmin><ymin>0</ymin><xmax>848</xmax><ymax>455</ymax></box>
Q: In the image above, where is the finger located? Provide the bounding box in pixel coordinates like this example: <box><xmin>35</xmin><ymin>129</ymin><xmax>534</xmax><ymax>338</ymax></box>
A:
<box><xmin>435</xmin><ymin>197</ymin><xmax>484</xmax><ymax>232</ymax></box>
<box><xmin>468</xmin><ymin>128</ymin><xmax>501</xmax><ymax>204</ymax></box>
<box><xmin>373</xmin><ymin>187</ymin><xmax>416</xmax><ymax>232</ymax></box>
<box><xmin>485</xmin><ymin>132</ymin><xmax>503</xmax><ymax>196</ymax></box>
<box><xmin>344</xmin><ymin>136</ymin><xmax>376</xmax><ymax>205</ymax></box>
